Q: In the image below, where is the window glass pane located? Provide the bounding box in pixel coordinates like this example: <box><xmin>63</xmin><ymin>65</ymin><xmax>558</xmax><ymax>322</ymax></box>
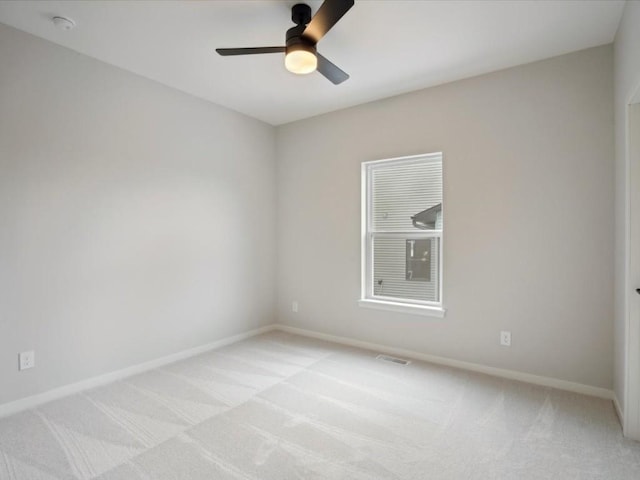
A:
<box><xmin>373</xmin><ymin>236</ymin><xmax>440</xmax><ymax>302</ymax></box>
<box><xmin>372</xmin><ymin>160</ymin><xmax>442</xmax><ymax>231</ymax></box>
<box><xmin>406</xmin><ymin>239</ymin><xmax>432</xmax><ymax>281</ymax></box>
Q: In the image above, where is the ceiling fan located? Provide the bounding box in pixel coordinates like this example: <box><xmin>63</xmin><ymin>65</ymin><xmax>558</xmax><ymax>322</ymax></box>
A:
<box><xmin>216</xmin><ymin>0</ymin><xmax>354</xmax><ymax>85</ymax></box>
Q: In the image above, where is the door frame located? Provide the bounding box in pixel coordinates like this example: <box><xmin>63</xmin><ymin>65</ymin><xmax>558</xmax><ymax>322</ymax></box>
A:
<box><xmin>624</xmin><ymin>83</ymin><xmax>640</xmax><ymax>440</ymax></box>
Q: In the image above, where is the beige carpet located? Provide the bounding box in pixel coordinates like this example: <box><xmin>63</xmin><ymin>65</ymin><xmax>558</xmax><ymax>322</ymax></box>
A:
<box><xmin>0</xmin><ymin>331</ymin><xmax>639</xmax><ymax>479</ymax></box>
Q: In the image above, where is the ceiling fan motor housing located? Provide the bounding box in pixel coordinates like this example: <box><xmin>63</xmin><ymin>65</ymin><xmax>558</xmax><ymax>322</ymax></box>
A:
<box><xmin>286</xmin><ymin>25</ymin><xmax>315</xmax><ymax>53</ymax></box>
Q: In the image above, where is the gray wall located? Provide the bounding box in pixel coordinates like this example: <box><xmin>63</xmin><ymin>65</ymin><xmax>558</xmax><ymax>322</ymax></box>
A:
<box><xmin>614</xmin><ymin>0</ymin><xmax>640</xmax><ymax>416</ymax></box>
<box><xmin>0</xmin><ymin>24</ymin><xmax>277</xmax><ymax>405</ymax></box>
<box><xmin>276</xmin><ymin>45</ymin><xmax>614</xmax><ymax>389</ymax></box>
<box><xmin>0</xmin><ymin>20</ymin><xmax>618</xmax><ymax>407</ymax></box>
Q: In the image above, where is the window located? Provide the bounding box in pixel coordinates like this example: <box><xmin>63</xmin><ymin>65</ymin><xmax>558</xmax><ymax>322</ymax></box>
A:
<box><xmin>360</xmin><ymin>153</ymin><xmax>444</xmax><ymax>316</ymax></box>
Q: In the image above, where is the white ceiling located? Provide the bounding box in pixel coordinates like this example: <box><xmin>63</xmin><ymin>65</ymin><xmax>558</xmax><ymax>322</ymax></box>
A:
<box><xmin>0</xmin><ymin>0</ymin><xmax>625</xmax><ymax>125</ymax></box>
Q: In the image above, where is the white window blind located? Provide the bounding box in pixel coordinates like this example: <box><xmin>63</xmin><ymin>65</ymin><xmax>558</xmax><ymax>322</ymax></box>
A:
<box><xmin>362</xmin><ymin>153</ymin><xmax>443</xmax><ymax>307</ymax></box>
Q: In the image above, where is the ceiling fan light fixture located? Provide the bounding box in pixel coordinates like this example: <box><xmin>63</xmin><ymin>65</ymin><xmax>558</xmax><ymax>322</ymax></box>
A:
<box><xmin>285</xmin><ymin>44</ymin><xmax>317</xmax><ymax>75</ymax></box>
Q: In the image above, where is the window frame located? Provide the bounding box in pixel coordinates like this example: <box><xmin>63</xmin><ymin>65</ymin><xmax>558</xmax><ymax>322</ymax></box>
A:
<box><xmin>359</xmin><ymin>153</ymin><xmax>445</xmax><ymax>318</ymax></box>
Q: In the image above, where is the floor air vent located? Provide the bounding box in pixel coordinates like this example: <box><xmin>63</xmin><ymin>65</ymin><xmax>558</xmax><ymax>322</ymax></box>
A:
<box><xmin>376</xmin><ymin>354</ymin><xmax>411</xmax><ymax>365</ymax></box>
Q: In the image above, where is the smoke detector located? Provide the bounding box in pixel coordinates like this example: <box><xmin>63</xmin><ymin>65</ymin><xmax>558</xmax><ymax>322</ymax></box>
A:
<box><xmin>52</xmin><ymin>16</ymin><xmax>76</xmax><ymax>31</ymax></box>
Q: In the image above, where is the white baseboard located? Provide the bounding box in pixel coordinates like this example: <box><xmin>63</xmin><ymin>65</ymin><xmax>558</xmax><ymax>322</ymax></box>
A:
<box><xmin>274</xmin><ymin>324</ymin><xmax>615</xmax><ymax>400</ymax></box>
<box><xmin>1</xmin><ymin>322</ymin><xmax>616</xmax><ymax>420</ymax></box>
<box><xmin>0</xmin><ymin>324</ymin><xmax>276</xmax><ymax>419</ymax></box>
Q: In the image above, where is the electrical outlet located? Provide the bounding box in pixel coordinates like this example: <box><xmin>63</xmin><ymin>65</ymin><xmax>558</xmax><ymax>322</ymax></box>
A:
<box><xmin>19</xmin><ymin>350</ymin><xmax>35</xmax><ymax>370</ymax></box>
<box><xmin>292</xmin><ymin>301</ymin><xmax>298</xmax><ymax>313</ymax></box>
<box><xmin>500</xmin><ymin>331</ymin><xmax>511</xmax><ymax>347</ymax></box>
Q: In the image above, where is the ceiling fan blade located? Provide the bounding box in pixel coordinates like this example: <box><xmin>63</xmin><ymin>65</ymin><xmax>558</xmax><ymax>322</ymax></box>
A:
<box><xmin>303</xmin><ymin>0</ymin><xmax>354</xmax><ymax>44</ymax></box>
<box><xmin>316</xmin><ymin>53</ymin><xmax>349</xmax><ymax>85</ymax></box>
<box><xmin>216</xmin><ymin>47</ymin><xmax>285</xmax><ymax>56</ymax></box>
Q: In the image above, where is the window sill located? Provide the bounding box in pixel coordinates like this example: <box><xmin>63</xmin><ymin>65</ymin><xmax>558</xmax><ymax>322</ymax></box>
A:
<box><xmin>358</xmin><ymin>299</ymin><xmax>446</xmax><ymax>318</ymax></box>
